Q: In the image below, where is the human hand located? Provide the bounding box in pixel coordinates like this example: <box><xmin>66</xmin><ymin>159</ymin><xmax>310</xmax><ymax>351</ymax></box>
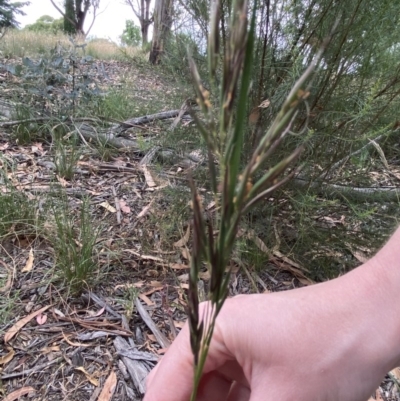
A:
<box><xmin>144</xmin><ymin>259</ymin><xmax>400</xmax><ymax>401</ymax></box>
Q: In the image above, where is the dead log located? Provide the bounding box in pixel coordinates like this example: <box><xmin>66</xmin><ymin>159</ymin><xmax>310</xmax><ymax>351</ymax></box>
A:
<box><xmin>290</xmin><ymin>177</ymin><xmax>400</xmax><ymax>202</ymax></box>
<box><xmin>111</xmin><ymin>109</ymin><xmax>191</xmax><ymax>135</ymax></box>
<box><xmin>75</xmin><ymin>122</ymin><xmax>139</xmax><ymax>149</ymax></box>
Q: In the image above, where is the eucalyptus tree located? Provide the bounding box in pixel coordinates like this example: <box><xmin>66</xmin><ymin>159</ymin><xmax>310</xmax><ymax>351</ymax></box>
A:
<box><xmin>0</xmin><ymin>0</ymin><xmax>29</xmax><ymax>37</ymax></box>
<box><xmin>50</xmin><ymin>0</ymin><xmax>100</xmax><ymax>36</ymax></box>
<box><xmin>149</xmin><ymin>0</ymin><xmax>174</xmax><ymax>64</ymax></box>
<box><xmin>124</xmin><ymin>0</ymin><xmax>152</xmax><ymax>46</ymax></box>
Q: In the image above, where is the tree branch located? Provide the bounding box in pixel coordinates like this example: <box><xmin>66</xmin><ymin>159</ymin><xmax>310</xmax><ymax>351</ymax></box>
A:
<box><xmin>50</xmin><ymin>0</ymin><xmax>77</xmax><ymax>27</ymax></box>
<box><xmin>126</xmin><ymin>0</ymin><xmax>141</xmax><ymax>19</ymax></box>
<box><xmin>50</xmin><ymin>0</ymin><xmax>66</xmax><ymax>17</ymax></box>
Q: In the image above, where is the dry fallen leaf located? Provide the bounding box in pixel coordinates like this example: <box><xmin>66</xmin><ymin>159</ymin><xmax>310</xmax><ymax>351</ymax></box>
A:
<box><xmin>119</xmin><ymin>199</ymin><xmax>131</xmax><ymax>214</ymax></box>
<box><xmin>4</xmin><ymin>387</ymin><xmax>36</xmax><ymax>401</ymax></box>
<box><xmin>97</xmin><ymin>370</ymin><xmax>117</xmax><ymax>401</ymax></box>
<box><xmin>181</xmin><ymin>248</ymin><xmax>190</xmax><ymax>260</ymax></box>
<box><xmin>0</xmin><ymin>259</ymin><xmax>12</xmax><ymax>293</ymax></box>
<box><xmin>0</xmin><ymin>348</ymin><xmax>15</xmax><ymax>365</ymax></box>
<box><xmin>87</xmin><ymin>307</ymin><xmax>105</xmax><ymax>317</ymax></box>
<box><xmin>156</xmin><ymin>348</ymin><xmax>167</xmax><ymax>355</ymax></box>
<box><xmin>56</xmin><ymin>175</ymin><xmax>68</xmax><ymax>187</ymax></box>
<box><xmin>100</xmin><ymin>201</ymin><xmax>117</xmax><ymax>213</ymax></box>
<box><xmin>137</xmin><ymin>199</ymin><xmax>154</xmax><ymax>218</ymax></box>
<box><xmin>270</xmin><ymin>256</ymin><xmax>314</xmax><ymax>285</ymax></box>
<box><xmin>114</xmin><ymin>281</ymin><xmax>145</xmax><ymax>291</ymax></box>
<box><xmin>139</xmin><ymin>293</ymin><xmax>154</xmax><ymax>306</ymax></box>
<box><xmin>390</xmin><ymin>367</ymin><xmax>400</xmax><ymax>383</ymax></box>
<box><xmin>350</xmin><ymin>249</ymin><xmax>369</xmax><ymax>263</ymax></box>
<box><xmin>141</xmin><ymin>165</ymin><xmax>157</xmax><ymax>187</ymax></box>
<box><xmin>40</xmin><ymin>346</ymin><xmax>61</xmax><ymax>354</ymax></box>
<box><xmin>5</xmin><ymin>305</ymin><xmax>51</xmax><ymax>343</ymax></box>
<box><xmin>75</xmin><ymin>366</ymin><xmax>99</xmax><ymax>386</ymax></box>
<box><xmin>22</xmin><ymin>248</ymin><xmax>34</xmax><ymax>272</ymax></box>
<box><xmin>143</xmin><ymin>286</ymin><xmax>164</xmax><ymax>296</ymax></box>
<box><xmin>123</xmin><ymin>249</ymin><xmax>164</xmax><ymax>263</ymax></box>
<box><xmin>173</xmin><ymin>225</ymin><xmax>190</xmax><ymax>247</ymax></box>
<box><xmin>36</xmin><ymin>313</ymin><xmax>47</xmax><ymax>325</ymax></box>
<box><xmin>63</xmin><ymin>332</ymin><xmax>92</xmax><ymax>347</ymax></box>
<box><xmin>272</xmin><ymin>249</ymin><xmax>306</xmax><ymax>270</ymax></box>
<box><xmin>375</xmin><ymin>388</ymin><xmax>384</xmax><ymax>401</ymax></box>
<box><xmin>177</xmin><ymin>271</ymin><xmax>210</xmax><ymax>282</ymax></box>
<box><xmin>258</xmin><ymin>99</ymin><xmax>271</xmax><ymax>108</ymax></box>
<box><xmin>173</xmin><ymin>320</ymin><xmax>186</xmax><ymax>329</ymax></box>
<box><xmin>32</xmin><ymin>142</ymin><xmax>44</xmax><ymax>153</ymax></box>
<box><xmin>169</xmin><ymin>263</ymin><xmax>189</xmax><ymax>270</ymax></box>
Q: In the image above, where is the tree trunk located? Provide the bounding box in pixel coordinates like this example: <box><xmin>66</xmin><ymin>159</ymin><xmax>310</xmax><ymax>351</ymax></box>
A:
<box><xmin>141</xmin><ymin>0</ymin><xmax>152</xmax><ymax>45</ymax></box>
<box><xmin>75</xmin><ymin>0</ymin><xmax>91</xmax><ymax>35</ymax></box>
<box><xmin>64</xmin><ymin>0</ymin><xmax>77</xmax><ymax>34</ymax></box>
<box><xmin>57</xmin><ymin>0</ymin><xmax>93</xmax><ymax>36</ymax></box>
<box><xmin>126</xmin><ymin>0</ymin><xmax>153</xmax><ymax>46</ymax></box>
<box><xmin>149</xmin><ymin>0</ymin><xmax>174</xmax><ymax>64</ymax></box>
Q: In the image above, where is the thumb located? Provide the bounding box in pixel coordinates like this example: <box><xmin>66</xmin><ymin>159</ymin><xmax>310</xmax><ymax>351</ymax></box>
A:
<box><xmin>143</xmin><ymin>325</ymin><xmax>195</xmax><ymax>401</ymax></box>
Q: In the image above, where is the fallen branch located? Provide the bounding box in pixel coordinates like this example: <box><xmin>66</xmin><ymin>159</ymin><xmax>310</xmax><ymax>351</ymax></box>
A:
<box><xmin>75</xmin><ymin>123</ymin><xmax>139</xmax><ymax>149</ymax></box>
<box><xmin>290</xmin><ymin>176</ymin><xmax>400</xmax><ymax>202</ymax></box>
<box><xmin>135</xmin><ymin>298</ymin><xmax>171</xmax><ymax>349</ymax></box>
<box><xmin>111</xmin><ymin>108</ymin><xmax>191</xmax><ymax>135</ymax></box>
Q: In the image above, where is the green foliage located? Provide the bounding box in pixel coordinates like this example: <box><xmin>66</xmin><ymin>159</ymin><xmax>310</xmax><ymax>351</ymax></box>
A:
<box><xmin>54</xmin><ymin>138</ymin><xmax>81</xmax><ymax>180</ymax></box>
<box><xmin>0</xmin><ymin>169</ymin><xmax>38</xmax><ymax>237</ymax></box>
<box><xmin>0</xmin><ymin>0</ymin><xmax>29</xmax><ymax>29</ymax></box>
<box><xmin>64</xmin><ymin>0</ymin><xmax>76</xmax><ymax>34</ymax></box>
<box><xmin>25</xmin><ymin>15</ymin><xmax>64</xmax><ymax>34</ymax></box>
<box><xmin>93</xmin><ymin>87</ymin><xmax>148</xmax><ymax>120</ymax></box>
<box><xmin>53</xmin><ymin>196</ymin><xmax>99</xmax><ymax>294</ymax></box>
<box><xmin>163</xmin><ymin>32</ymin><xmax>206</xmax><ymax>79</ymax></box>
<box><xmin>120</xmin><ymin>20</ymin><xmax>141</xmax><ymax>47</ymax></box>
<box><xmin>12</xmin><ymin>104</ymin><xmax>43</xmax><ymax>144</ymax></box>
<box><xmin>93</xmin><ymin>136</ymin><xmax>118</xmax><ymax>161</ymax></box>
<box><xmin>5</xmin><ymin>40</ymin><xmax>100</xmax><ymax>118</ymax></box>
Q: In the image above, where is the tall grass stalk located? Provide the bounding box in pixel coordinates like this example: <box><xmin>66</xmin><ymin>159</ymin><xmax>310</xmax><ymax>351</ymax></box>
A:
<box><xmin>187</xmin><ymin>1</ymin><xmax>333</xmax><ymax>399</ymax></box>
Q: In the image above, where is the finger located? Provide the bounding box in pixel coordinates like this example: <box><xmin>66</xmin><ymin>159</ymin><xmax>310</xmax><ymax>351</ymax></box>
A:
<box><xmin>143</xmin><ymin>325</ymin><xmax>194</xmax><ymax>401</ymax></box>
<box><xmin>196</xmin><ymin>371</ymin><xmax>233</xmax><ymax>401</ymax></box>
<box><xmin>144</xmin><ymin>303</ymin><xmax>238</xmax><ymax>401</ymax></box>
<box><xmin>226</xmin><ymin>382</ymin><xmax>251</xmax><ymax>401</ymax></box>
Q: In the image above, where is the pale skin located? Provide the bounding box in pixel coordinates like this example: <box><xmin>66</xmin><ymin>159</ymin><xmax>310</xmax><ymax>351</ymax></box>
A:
<box><xmin>144</xmin><ymin>226</ymin><xmax>400</xmax><ymax>401</ymax></box>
